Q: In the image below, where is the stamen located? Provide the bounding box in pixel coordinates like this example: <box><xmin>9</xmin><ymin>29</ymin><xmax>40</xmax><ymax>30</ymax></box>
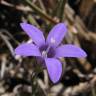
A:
<box><xmin>46</xmin><ymin>38</ymin><xmax>55</xmax><ymax>55</ymax></box>
<box><xmin>46</xmin><ymin>46</ymin><xmax>50</xmax><ymax>53</ymax></box>
<box><xmin>42</xmin><ymin>51</ymin><xmax>47</xmax><ymax>57</ymax></box>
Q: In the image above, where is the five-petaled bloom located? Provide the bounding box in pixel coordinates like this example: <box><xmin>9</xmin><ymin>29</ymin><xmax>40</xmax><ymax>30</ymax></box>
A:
<box><xmin>15</xmin><ymin>23</ymin><xmax>87</xmax><ymax>83</ymax></box>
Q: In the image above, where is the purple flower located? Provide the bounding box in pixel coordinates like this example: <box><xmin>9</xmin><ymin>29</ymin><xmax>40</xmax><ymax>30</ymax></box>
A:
<box><xmin>15</xmin><ymin>23</ymin><xmax>87</xmax><ymax>83</ymax></box>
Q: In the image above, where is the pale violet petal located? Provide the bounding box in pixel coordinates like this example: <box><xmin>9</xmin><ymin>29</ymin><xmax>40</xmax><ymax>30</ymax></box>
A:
<box><xmin>55</xmin><ymin>44</ymin><xmax>87</xmax><ymax>58</ymax></box>
<box><xmin>15</xmin><ymin>43</ymin><xmax>41</xmax><ymax>56</ymax></box>
<box><xmin>45</xmin><ymin>58</ymin><xmax>62</xmax><ymax>83</ymax></box>
<box><xmin>46</xmin><ymin>23</ymin><xmax>67</xmax><ymax>46</ymax></box>
<box><xmin>20</xmin><ymin>23</ymin><xmax>45</xmax><ymax>46</ymax></box>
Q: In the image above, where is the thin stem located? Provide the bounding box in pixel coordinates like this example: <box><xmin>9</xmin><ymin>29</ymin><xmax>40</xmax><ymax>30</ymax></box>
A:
<box><xmin>25</xmin><ymin>0</ymin><xmax>59</xmax><ymax>24</ymax></box>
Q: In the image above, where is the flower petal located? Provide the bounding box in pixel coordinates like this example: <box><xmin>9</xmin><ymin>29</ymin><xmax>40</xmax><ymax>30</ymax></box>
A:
<box><xmin>55</xmin><ymin>44</ymin><xmax>87</xmax><ymax>58</ymax></box>
<box><xmin>20</xmin><ymin>23</ymin><xmax>45</xmax><ymax>46</ymax></box>
<box><xmin>45</xmin><ymin>58</ymin><xmax>62</xmax><ymax>83</ymax></box>
<box><xmin>46</xmin><ymin>23</ymin><xmax>67</xmax><ymax>46</ymax></box>
<box><xmin>15</xmin><ymin>43</ymin><xmax>41</xmax><ymax>56</ymax></box>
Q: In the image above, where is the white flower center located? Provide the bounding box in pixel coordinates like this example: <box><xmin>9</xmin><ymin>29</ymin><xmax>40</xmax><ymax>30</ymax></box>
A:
<box><xmin>27</xmin><ymin>39</ymin><xmax>33</xmax><ymax>43</ymax></box>
<box><xmin>50</xmin><ymin>38</ymin><xmax>55</xmax><ymax>44</ymax></box>
<box><xmin>42</xmin><ymin>51</ymin><xmax>47</xmax><ymax>57</ymax></box>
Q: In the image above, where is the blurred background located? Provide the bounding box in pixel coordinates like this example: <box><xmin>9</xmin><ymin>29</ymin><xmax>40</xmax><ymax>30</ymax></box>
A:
<box><xmin>0</xmin><ymin>0</ymin><xmax>96</xmax><ymax>96</ymax></box>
